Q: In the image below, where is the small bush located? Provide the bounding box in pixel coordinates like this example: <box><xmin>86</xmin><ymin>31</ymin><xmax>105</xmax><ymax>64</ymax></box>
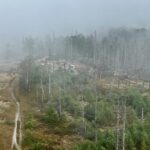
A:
<box><xmin>42</xmin><ymin>106</ymin><xmax>65</xmax><ymax>126</ymax></box>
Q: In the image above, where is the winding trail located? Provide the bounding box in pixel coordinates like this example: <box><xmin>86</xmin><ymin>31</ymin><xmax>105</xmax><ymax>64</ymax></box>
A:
<box><xmin>10</xmin><ymin>79</ymin><xmax>22</xmax><ymax>150</ymax></box>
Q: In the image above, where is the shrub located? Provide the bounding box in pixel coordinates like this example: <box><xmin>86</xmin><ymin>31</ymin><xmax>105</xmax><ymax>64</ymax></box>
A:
<box><xmin>42</xmin><ymin>106</ymin><xmax>61</xmax><ymax>126</ymax></box>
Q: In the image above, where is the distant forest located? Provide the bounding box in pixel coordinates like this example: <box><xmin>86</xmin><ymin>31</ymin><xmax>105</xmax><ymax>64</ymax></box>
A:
<box><xmin>2</xmin><ymin>28</ymin><xmax>150</xmax><ymax>78</ymax></box>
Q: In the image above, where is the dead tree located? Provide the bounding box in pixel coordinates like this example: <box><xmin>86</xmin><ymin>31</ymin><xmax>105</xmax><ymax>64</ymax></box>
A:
<box><xmin>116</xmin><ymin>97</ymin><xmax>126</xmax><ymax>150</ymax></box>
<box><xmin>95</xmin><ymin>89</ymin><xmax>98</xmax><ymax>143</ymax></box>
<box><xmin>40</xmin><ymin>76</ymin><xmax>45</xmax><ymax>109</ymax></box>
<box><xmin>36</xmin><ymin>86</ymin><xmax>39</xmax><ymax>104</ymax></box>
<box><xmin>122</xmin><ymin>99</ymin><xmax>126</xmax><ymax>150</ymax></box>
<box><xmin>70</xmin><ymin>37</ymin><xmax>73</xmax><ymax>61</ymax></box>
<box><xmin>116</xmin><ymin>98</ymin><xmax>120</xmax><ymax>150</ymax></box>
<box><xmin>81</xmin><ymin>95</ymin><xmax>86</xmax><ymax>135</ymax></box>
<box><xmin>48</xmin><ymin>68</ymin><xmax>51</xmax><ymax>103</ymax></box>
<box><xmin>141</xmin><ymin>107</ymin><xmax>144</xmax><ymax>125</ymax></box>
<box><xmin>56</xmin><ymin>87</ymin><xmax>62</xmax><ymax>118</ymax></box>
<box><xmin>95</xmin><ymin>100</ymin><xmax>98</xmax><ymax>143</ymax></box>
<box><xmin>26</xmin><ymin>71</ymin><xmax>29</xmax><ymax>92</ymax></box>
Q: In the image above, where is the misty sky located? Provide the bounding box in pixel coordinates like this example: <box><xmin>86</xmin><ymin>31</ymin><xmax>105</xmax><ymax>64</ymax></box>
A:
<box><xmin>0</xmin><ymin>0</ymin><xmax>150</xmax><ymax>37</ymax></box>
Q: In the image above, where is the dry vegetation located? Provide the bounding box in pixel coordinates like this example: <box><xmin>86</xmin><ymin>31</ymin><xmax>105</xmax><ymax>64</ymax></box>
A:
<box><xmin>0</xmin><ymin>73</ymin><xmax>16</xmax><ymax>150</ymax></box>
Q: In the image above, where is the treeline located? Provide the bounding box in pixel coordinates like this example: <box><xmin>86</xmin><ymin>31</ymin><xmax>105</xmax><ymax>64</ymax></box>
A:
<box><xmin>20</xmin><ymin>28</ymin><xmax>150</xmax><ymax>79</ymax></box>
<box><xmin>2</xmin><ymin>27</ymin><xmax>150</xmax><ymax>78</ymax></box>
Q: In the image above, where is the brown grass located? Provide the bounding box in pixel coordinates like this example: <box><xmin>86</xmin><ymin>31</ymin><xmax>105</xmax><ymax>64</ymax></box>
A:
<box><xmin>0</xmin><ymin>73</ymin><xmax>16</xmax><ymax>149</ymax></box>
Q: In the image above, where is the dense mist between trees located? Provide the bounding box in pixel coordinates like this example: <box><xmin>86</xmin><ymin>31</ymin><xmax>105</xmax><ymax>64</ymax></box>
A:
<box><xmin>1</xmin><ymin>27</ymin><xmax>150</xmax><ymax>79</ymax></box>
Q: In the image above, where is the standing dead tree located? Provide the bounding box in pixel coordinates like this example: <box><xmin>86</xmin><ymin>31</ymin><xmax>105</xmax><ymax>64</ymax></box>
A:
<box><xmin>116</xmin><ymin>98</ymin><xmax>120</xmax><ymax>150</ymax></box>
<box><xmin>81</xmin><ymin>95</ymin><xmax>86</xmax><ymax>136</ymax></box>
<box><xmin>116</xmin><ymin>96</ymin><xmax>126</xmax><ymax>150</ymax></box>
<box><xmin>48</xmin><ymin>68</ymin><xmax>51</xmax><ymax>103</ymax></box>
<box><xmin>40</xmin><ymin>70</ymin><xmax>45</xmax><ymax>110</ymax></box>
<box><xmin>141</xmin><ymin>107</ymin><xmax>144</xmax><ymax>125</ymax></box>
<box><xmin>122</xmin><ymin>99</ymin><xmax>126</xmax><ymax>150</ymax></box>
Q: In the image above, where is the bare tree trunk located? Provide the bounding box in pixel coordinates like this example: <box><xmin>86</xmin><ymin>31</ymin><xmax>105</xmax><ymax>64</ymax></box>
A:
<box><xmin>36</xmin><ymin>86</ymin><xmax>39</xmax><ymax>104</ymax></box>
<box><xmin>116</xmin><ymin>98</ymin><xmax>120</xmax><ymax>150</ymax></box>
<box><xmin>26</xmin><ymin>71</ymin><xmax>29</xmax><ymax>91</ymax></box>
<box><xmin>48</xmin><ymin>69</ymin><xmax>51</xmax><ymax>103</ymax></box>
<box><xmin>117</xmin><ymin>78</ymin><xmax>120</xmax><ymax>89</ymax></box>
<box><xmin>70</xmin><ymin>38</ymin><xmax>73</xmax><ymax>61</ymax></box>
<box><xmin>58</xmin><ymin>98</ymin><xmax>62</xmax><ymax>117</ymax></box>
<box><xmin>81</xmin><ymin>96</ymin><xmax>86</xmax><ymax>135</ymax></box>
<box><xmin>122</xmin><ymin>99</ymin><xmax>126</xmax><ymax>150</ymax></box>
<box><xmin>95</xmin><ymin>94</ymin><xmax>98</xmax><ymax>143</ymax></box>
<box><xmin>141</xmin><ymin>107</ymin><xmax>144</xmax><ymax>125</ymax></box>
<box><xmin>58</xmin><ymin>87</ymin><xmax>62</xmax><ymax>118</ymax></box>
<box><xmin>94</xmin><ymin>59</ymin><xmax>98</xmax><ymax>143</ymax></box>
<box><xmin>40</xmin><ymin>78</ymin><xmax>45</xmax><ymax>109</ymax></box>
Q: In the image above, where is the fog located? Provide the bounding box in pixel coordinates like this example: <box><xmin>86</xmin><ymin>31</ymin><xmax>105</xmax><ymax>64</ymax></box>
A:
<box><xmin>1</xmin><ymin>1</ymin><xmax>150</xmax><ymax>149</ymax></box>
<box><xmin>1</xmin><ymin>0</ymin><xmax>150</xmax><ymax>74</ymax></box>
<box><xmin>0</xmin><ymin>0</ymin><xmax>150</xmax><ymax>37</ymax></box>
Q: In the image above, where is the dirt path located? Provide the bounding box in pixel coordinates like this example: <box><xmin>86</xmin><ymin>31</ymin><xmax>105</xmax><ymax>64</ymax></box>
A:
<box><xmin>10</xmin><ymin>80</ymin><xmax>22</xmax><ymax>150</ymax></box>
